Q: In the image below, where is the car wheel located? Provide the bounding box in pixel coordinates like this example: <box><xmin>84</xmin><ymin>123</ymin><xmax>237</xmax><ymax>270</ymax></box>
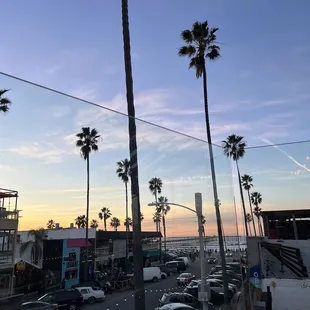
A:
<box><xmin>88</xmin><ymin>296</ymin><xmax>96</xmax><ymax>304</ymax></box>
<box><xmin>69</xmin><ymin>304</ymin><xmax>77</xmax><ymax>310</ymax></box>
<box><xmin>161</xmin><ymin>274</ymin><xmax>166</xmax><ymax>279</ymax></box>
<box><xmin>152</xmin><ymin>277</ymin><xmax>159</xmax><ymax>282</ymax></box>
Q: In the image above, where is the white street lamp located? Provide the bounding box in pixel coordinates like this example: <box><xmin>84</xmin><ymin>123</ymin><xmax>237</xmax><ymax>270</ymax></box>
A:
<box><xmin>148</xmin><ymin>193</ymin><xmax>210</xmax><ymax>310</ymax></box>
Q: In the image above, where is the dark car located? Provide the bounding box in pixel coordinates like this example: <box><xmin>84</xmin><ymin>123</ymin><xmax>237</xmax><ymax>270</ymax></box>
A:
<box><xmin>177</xmin><ymin>273</ymin><xmax>195</xmax><ymax>286</ymax></box>
<box><xmin>20</xmin><ymin>301</ymin><xmax>57</xmax><ymax>310</ymax></box>
<box><xmin>207</xmin><ymin>258</ymin><xmax>218</xmax><ymax>264</ymax></box>
<box><xmin>165</xmin><ymin>261</ymin><xmax>186</xmax><ymax>272</ymax></box>
<box><xmin>159</xmin><ymin>264</ymin><xmax>175</xmax><ymax>276</ymax></box>
<box><xmin>38</xmin><ymin>289</ymin><xmax>83</xmax><ymax>310</ymax></box>
<box><xmin>159</xmin><ymin>292</ymin><xmax>214</xmax><ymax>310</ymax></box>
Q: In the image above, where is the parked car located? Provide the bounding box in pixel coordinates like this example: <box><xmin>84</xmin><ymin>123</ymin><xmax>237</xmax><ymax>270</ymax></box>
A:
<box><xmin>160</xmin><ymin>263</ymin><xmax>176</xmax><ymax>275</ymax></box>
<box><xmin>155</xmin><ymin>303</ymin><xmax>195</xmax><ymax>310</ymax></box>
<box><xmin>206</xmin><ymin>279</ymin><xmax>234</xmax><ymax>297</ymax></box>
<box><xmin>161</xmin><ymin>271</ymin><xmax>168</xmax><ymax>279</ymax></box>
<box><xmin>166</xmin><ymin>260</ymin><xmax>186</xmax><ymax>272</ymax></box>
<box><xmin>76</xmin><ymin>286</ymin><xmax>105</xmax><ymax>304</ymax></box>
<box><xmin>175</xmin><ymin>257</ymin><xmax>189</xmax><ymax>267</ymax></box>
<box><xmin>207</xmin><ymin>278</ymin><xmax>237</xmax><ymax>293</ymax></box>
<box><xmin>207</xmin><ymin>274</ymin><xmax>241</xmax><ymax>287</ymax></box>
<box><xmin>207</xmin><ymin>257</ymin><xmax>218</xmax><ymax>264</ymax></box>
<box><xmin>158</xmin><ymin>292</ymin><xmax>214</xmax><ymax>310</ymax></box>
<box><xmin>38</xmin><ymin>289</ymin><xmax>83</xmax><ymax>310</ymax></box>
<box><xmin>225</xmin><ymin>252</ymin><xmax>233</xmax><ymax>257</ymax></box>
<box><xmin>20</xmin><ymin>301</ymin><xmax>57</xmax><ymax>310</ymax></box>
<box><xmin>177</xmin><ymin>273</ymin><xmax>195</xmax><ymax>286</ymax></box>
<box><xmin>143</xmin><ymin>267</ymin><xmax>161</xmax><ymax>282</ymax></box>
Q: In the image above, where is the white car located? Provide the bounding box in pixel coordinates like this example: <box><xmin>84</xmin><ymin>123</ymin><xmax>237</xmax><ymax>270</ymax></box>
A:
<box><xmin>206</xmin><ymin>279</ymin><xmax>234</xmax><ymax>297</ymax></box>
<box><xmin>77</xmin><ymin>286</ymin><xmax>106</xmax><ymax>304</ymax></box>
<box><xmin>176</xmin><ymin>257</ymin><xmax>189</xmax><ymax>266</ymax></box>
<box><xmin>156</xmin><ymin>303</ymin><xmax>195</xmax><ymax>310</ymax></box>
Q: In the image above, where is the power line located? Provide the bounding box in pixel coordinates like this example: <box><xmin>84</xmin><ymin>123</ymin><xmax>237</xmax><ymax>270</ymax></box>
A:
<box><xmin>245</xmin><ymin>139</ymin><xmax>310</xmax><ymax>150</ymax></box>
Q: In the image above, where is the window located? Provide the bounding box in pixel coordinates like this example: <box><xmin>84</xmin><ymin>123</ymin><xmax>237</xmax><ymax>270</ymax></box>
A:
<box><xmin>170</xmin><ymin>295</ymin><xmax>181</xmax><ymax>303</ymax></box>
<box><xmin>41</xmin><ymin>295</ymin><xmax>53</xmax><ymax>302</ymax></box>
<box><xmin>80</xmin><ymin>289</ymin><xmax>89</xmax><ymax>294</ymax></box>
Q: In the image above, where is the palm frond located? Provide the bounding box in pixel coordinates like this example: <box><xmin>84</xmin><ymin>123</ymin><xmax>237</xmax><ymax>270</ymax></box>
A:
<box><xmin>189</xmin><ymin>56</ymin><xmax>204</xmax><ymax>78</ymax></box>
<box><xmin>181</xmin><ymin>30</ymin><xmax>193</xmax><ymax>43</ymax></box>
<box><xmin>178</xmin><ymin>45</ymin><xmax>196</xmax><ymax>57</ymax></box>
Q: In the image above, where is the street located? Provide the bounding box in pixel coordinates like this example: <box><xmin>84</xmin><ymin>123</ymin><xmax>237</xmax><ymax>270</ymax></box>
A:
<box><xmin>83</xmin><ymin>259</ymin><xmax>213</xmax><ymax>310</ymax></box>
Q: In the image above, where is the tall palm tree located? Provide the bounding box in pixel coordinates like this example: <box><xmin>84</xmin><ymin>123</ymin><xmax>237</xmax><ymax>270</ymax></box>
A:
<box><xmin>179</xmin><ymin>21</ymin><xmax>229</xmax><ymax>306</ymax></box>
<box><xmin>0</xmin><ymin>89</ymin><xmax>11</xmax><ymax>113</ymax></box>
<box><xmin>76</xmin><ymin>126</ymin><xmax>100</xmax><ymax>281</ymax></box>
<box><xmin>222</xmin><ymin>134</ymin><xmax>249</xmax><ymax>237</ymax></box>
<box><xmin>149</xmin><ymin>177</ymin><xmax>163</xmax><ymax>262</ymax></box>
<box><xmin>140</xmin><ymin>212</ymin><xmax>144</xmax><ymax>222</ymax></box>
<box><xmin>98</xmin><ymin>207</ymin><xmax>112</xmax><ymax>231</ymax></box>
<box><xmin>20</xmin><ymin>229</ymin><xmax>44</xmax><ymax>266</ymax></box>
<box><xmin>153</xmin><ymin>212</ymin><xmax>161</xmax><ymax>232</ymax></box>
<box><xmin>242</xmin><ymin>174</ymin><xmax>257</xmax><ymax>236</ymax></box>
<box><xmin>116</xmin><ymin>158</ymin><xmax>131</xmax><ymax>258</ymax></box>
<box><xmin>46</xmin><ymin>219</ymin><xmax>56</xmax><ymax>229</ymax></box>
<box><xmin>246</xmin><ymin>213</ymin><xmax>253</xmax><ymax>236</ymax></box>
<box><xmin>124</xmin><ymin>217</ymin><xmax>133</xmax><ymax>231</ymax></box>
<box><xmin>251</xmin><ymin>192</ymin><xmax>263</xmax><ymax>236</ymax></box>
<box><xmin>75</xmin><ymin>215</ymin><xmax>87</xmax><ymax>228</ymax></box>
<box><xmin>157</xmin><ymin>196</ymin><xmax>170</xmax><ymax>259</ymax></box>
<box><xmin>121</xmin><ymin>1</ymin><xmax>145</xmax><ymax>307</ymax></box>
<box><xmin>90</xmin><ymin>219</ymin><xmax>99</xmax><ymax>229</ymax></box>
<box><xmin>110</xmin><ymin>217</ymin><xmax>121</xmax><ymax>231</ymax></box>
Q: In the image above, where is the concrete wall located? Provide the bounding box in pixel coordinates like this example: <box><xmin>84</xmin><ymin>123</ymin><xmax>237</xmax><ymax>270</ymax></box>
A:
<box><xmin>262</xmin><ymin>278</ymin><xmax>309</xmax><ymax>310</ymax></box>
<box><xmin>113</xmin><ymin>240</ymin><xmax>126</xmax><ymax>259</ymax></box>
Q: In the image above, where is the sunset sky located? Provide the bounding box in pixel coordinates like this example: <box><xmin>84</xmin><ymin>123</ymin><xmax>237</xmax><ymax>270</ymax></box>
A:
<box><xmin>1</xmin><ymin>0</ymin><xmax>310</xmax><ymax>236</ymax></box>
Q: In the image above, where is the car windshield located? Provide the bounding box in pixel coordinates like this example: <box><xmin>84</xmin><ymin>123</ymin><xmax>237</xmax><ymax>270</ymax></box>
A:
<box><xmin>188</xmin><ymin>281</ymin><xmax>197</xmax><ymax>287</ymax></box>
<box><xmin>180</xmin><ymin>273</ymin><xmax>189</xmax><ymax>278</ymax></box>
<box><xmin>160</xmin><ymin>294</ymin><xmax>169</xmax><ymax>303</ymax></box>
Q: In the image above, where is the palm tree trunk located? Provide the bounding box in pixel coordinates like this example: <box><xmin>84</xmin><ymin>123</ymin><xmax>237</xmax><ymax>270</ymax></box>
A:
<box><xmin>155</xmin><ymin>191</ymin><xmax>163</xmax><ymax>263</ymax></box>
<box><xmin>104</xmin><ymin>218</ymin><xmax>107</xmax><ymax>231</ymax></box>
<box><xmin>121</xmin><ymin>1</ymin><xmax>145</xmax><ymax>308</ymax></box>
<box><xmin>248</xmin><ymin>222</ymin><xmax>252</xmax><ymax>236</ymax></box>
<box><xmin>84</xmin><ymin>154</ymin><xmax>90</xmax><ymax>282</ymax></box>
<box><xmin>236</xmin><ymin>161</ymin><xmax>249</xmax><ymax>237</ymax></box>
<box><xmin>163</xmin><ymin>215</ymin><xmax>167</xmax><ymax>262</ymax></box>
<box><xmin>247</xmin><ymin>190</ymin><xmax>257</xmax><ymax>236</ymax></box>
<box><xmin>256</xmin><ymin>216</ymin><xmax>261</xmax><ymax>236</ymax></box>
<box><xmin>260</xmin><ymin>218</ymin><xmax>264</xmax><ymax>236</ymax></box>
<box><xmin>125</xmin><ymin>182</ymin><xmax>129</xmax><ymax>260</ymax></box>
<box><xmin>202</xmin><ymin>63</ymin><xmax>229</xmax><ymax>308</ymax></box>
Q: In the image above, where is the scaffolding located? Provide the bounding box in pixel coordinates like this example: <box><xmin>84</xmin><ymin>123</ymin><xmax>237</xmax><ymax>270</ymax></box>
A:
<box><xmin>0</xmin><ymin>188</ymin><xmax>19</xmax><ymax>296</ymax></box>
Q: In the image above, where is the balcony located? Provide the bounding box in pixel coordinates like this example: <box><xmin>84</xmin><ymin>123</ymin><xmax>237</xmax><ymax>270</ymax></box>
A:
<box><xmin>0</xmin><ymin>210</ymin><xmax>18</xmax><ymax>231</ymax></box>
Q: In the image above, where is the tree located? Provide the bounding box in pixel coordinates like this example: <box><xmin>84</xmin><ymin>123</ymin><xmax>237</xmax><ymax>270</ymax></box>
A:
<box><xmin>140</xmin><ymin>212</ymin><xmax>144</xmax><ymax>222</ymax></box>
<box><xmin>149</xmin><ymin>177</ymin><xmax>163</xmax><ymax>262</ymax></box>
<box><xmin>179</xmin><ymin>21</ymin><xmax>229</xmax><ymax>307</ymax></box>
<box><xmin>246</xmin><ymin>213</ymin><xmax>253</xmax><ymax>236</ymax></box>
<box><xmin>222</xmin><ymin>134</ymin><xmax>249</xmax><ymax>237</ymax></box>
<box><xmin>153</xmin><ymin>212</ymin><xmax>161</xmax><ymax>232</ymax></box>
<box><xmin>116</xmin><ymin>158</ymin><xmax>131</xmax><ymax>258</ymax></box>
<box><xmin>110</xmin><ymin>217</ymin><xmax>121</xmax><ymax>231</ymax></box>
<box><xmin>0</xmin><ymin>89</ymin><xmax>11</xmax><ymax>113</ymax></box>
<box><xmin>124</xmin><ymin>217</ymin><xmax>133</xmax><ymax>231</ymax></box>
<box><xmin>157</xmin><ymin>196</ymin><xmax>170</xmax><ymax>258</ymax></box>
<box><xmin>242</xmin><ymin>174</ymin><xmax>257</xmax><ymax>236</ymax></box>
<box><xmin>76</xmin><ymin>127</ymin><xmax>100</xmax><ymax>281</ymax></box>
<box><xmin>90</xmin><ymin>219</ymin><xmax>98</xmax><ymax>229</ymax></box>
<box><xmin>251</xmin><ymin>192</ymin><xmax>263</xmax><ymax>236</ymax></box>
<box><xmin>75</xmin><ymin>215</ymin><xmax>87</xmax><ymax>228</ymax></box>
<box><xmin>98</xmin><ymin>207</ymin><xmax>112</xmax><ymax>231</ymax></box>
<box><xmin>20</xmin><ymin>229</ymin><xmax>44</xmax><ymax>266</ymax></box>
<box><xmin>46</xmin><ymin>219</ymin><xmax>56</xmax><ymax>229</ymax></box>
<box><xmin>121</xmin><ymin>0</ymin><xmax>145</xmax><ymax>308</ymax></box>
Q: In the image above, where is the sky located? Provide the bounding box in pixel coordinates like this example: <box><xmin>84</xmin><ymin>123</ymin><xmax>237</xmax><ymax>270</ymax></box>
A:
<box><xmin>0</xmin><ymin>0</ymin><xmax>310</xmax><ymax>236</ymax></box>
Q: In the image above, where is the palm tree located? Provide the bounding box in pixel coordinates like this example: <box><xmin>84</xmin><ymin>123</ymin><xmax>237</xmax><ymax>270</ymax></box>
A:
<box><xmin>116</xmin><ymin>158</ymin><xmax>131</xmax><ymax>258</ymax></box>
<box><xmin>20</xmin><ymin>229</ymin><xmax>44</xmax><ymax>266</ymax></box>
<box><xmin>242</xmin><ymin>174</ymin><xmax>257</xmax><ymax>236</ymax></box>
<box><xmin>246</xmin><ymin>213</ymin><xmax>253</xmax><ymax>236</ymax></box>
<box><xmin>153</xmin><ymin>212</ymin><xmax>161</xmax><ymax>232</ymax></box>
<box><xmin>90</xmin><ymin>219</ymin><xmax>98</xmax><ymax>229</ymax></box>
<box><xmin>140</xmin><ymin>212</ymin><xmax>144</xmax><ymax>222</ymax></box>
<box><xmin>157</xmin><ymin>196</ymin><xmax>170</xmax><ymax>258</ymax></box>
<box><xmin>0</xmin><ymin>89</ymin><xmax>11</xmax><ymax>113</ymax></box>
<box><xmin>46</xmin><ymin>219</ymin><xmax>56</xmax><ymax>229</ymax></box>
<box><xmin>110</xmin><ymin>217</ymin><xmax>121</xmax><ymax>231</ymax></box>
<box><xmin>98</xmin><ymin>207</ymin><xmax>112</xmax><ymax>231</ymax></box>
<box><xmin>251</xmin><ymin>192</ymin><xmax>263</xmax><ymax>236</ymax></box>
<box><xmin>179</xmin><ymin>21</ymin><xmax>229</xmax><ymax>306</ymax></box>
<box><xmin>75</xmin><ymin>215</ymin><xmax>87</xmax><ymax>228</ymax></box>
<box><xmin>76</xmin><ymin>126</ymin><xmax>100</xmax><ymax>281</ymax></box>
<box><xmin>222</xmin><ymin>134</ymin><xmax>249</xmax><ymax>237</ymax></box>
<box><xmin>121</xmin><ymin>1</ymin><xmax>145</xmax><ymax>307</ymax></box>
<box><xmin>124</xmin><ymin>217</ymin><xmax>133</xmax><ymax>231</ymax></box>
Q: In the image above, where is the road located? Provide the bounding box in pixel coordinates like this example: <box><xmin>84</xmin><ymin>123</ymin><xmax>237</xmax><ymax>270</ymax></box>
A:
<box><xmin>83</xmin><ymin>258</ymin><xmax>213</xmax><ymax>310</ymax></box>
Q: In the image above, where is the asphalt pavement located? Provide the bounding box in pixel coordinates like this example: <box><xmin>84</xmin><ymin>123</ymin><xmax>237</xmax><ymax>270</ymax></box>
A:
<box><xmin>83</xmin><ymin>258</ymin><xmax>213</xmax><ymax>310</ymax></box>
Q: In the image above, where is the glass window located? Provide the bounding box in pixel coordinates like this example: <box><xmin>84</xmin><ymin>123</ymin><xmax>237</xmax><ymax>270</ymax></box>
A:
<box><xmin>80</xmin><ymin>289</ymin><xmax>89</xmax><ymax>294</ymax></box>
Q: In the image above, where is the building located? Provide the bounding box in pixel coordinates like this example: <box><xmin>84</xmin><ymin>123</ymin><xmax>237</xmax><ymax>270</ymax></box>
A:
<box><xmin>247</xmin><ymin>209</ymin><xmax>310</xmax><ymax>310</ymax></box>
<box><xmin>0</xmin><ymin>188</ymin><xmax>19</xmax><ymax>296</ymax></box>
<box><xmin>95</xmin><ymin>230</ymin><xmax>162</xmax><ymax>272</ymax></box>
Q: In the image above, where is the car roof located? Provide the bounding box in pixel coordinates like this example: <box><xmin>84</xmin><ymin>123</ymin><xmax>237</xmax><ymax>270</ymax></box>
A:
<box><xmin>162</xmin><ymin>303</ymin><xmax>194</xmax><ymax>309</ymax></box>
<box><xmin>166</xmin><ymin>261</ymin><xmax>179</xmax><ymax>264</ymax></box>
<box><xmin>77</xmin><ymin>286</ymin><xmax>92</xmax><ymax>289</ymax></box>
<box><xmin>22</xmin><ymin>302</ymin><xmax>51</xmax><ymax>305</ymax></box>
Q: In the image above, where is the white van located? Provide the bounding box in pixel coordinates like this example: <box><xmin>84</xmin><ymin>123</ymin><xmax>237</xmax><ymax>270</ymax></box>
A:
<box><xmin>143</xmin><ymin>267</ymin><xmax>161</xmax><ymax>282</ymax></box>
<box><xmin>176</xmin><ymin>257</ymin><xmax>189</xmax><ymax>267</ymax></box>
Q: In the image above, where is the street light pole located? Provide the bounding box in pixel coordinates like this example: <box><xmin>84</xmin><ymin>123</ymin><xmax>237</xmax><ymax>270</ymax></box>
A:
<box><xmin>195</xmin><ymin>193</ymin><xmax>209</xmax><ymax>310</ymax></box>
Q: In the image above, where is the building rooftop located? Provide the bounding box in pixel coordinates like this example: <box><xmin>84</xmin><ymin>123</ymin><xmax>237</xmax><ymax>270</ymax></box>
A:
<box><xmin>262</xmin><ymin>209</ymin><xmax>310</xmax><ymax>219</ymax></box>
<box><xmin>96</xmin><ymin>230</ymin><xmax>162</xmax><ymax>240</ymax></box>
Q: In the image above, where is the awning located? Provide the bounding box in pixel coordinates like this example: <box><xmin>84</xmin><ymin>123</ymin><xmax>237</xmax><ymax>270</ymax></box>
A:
<box><xmin>67</xmin><ymin>238</ymin><xmax>92</xmax><ymax>248</ymax></box>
